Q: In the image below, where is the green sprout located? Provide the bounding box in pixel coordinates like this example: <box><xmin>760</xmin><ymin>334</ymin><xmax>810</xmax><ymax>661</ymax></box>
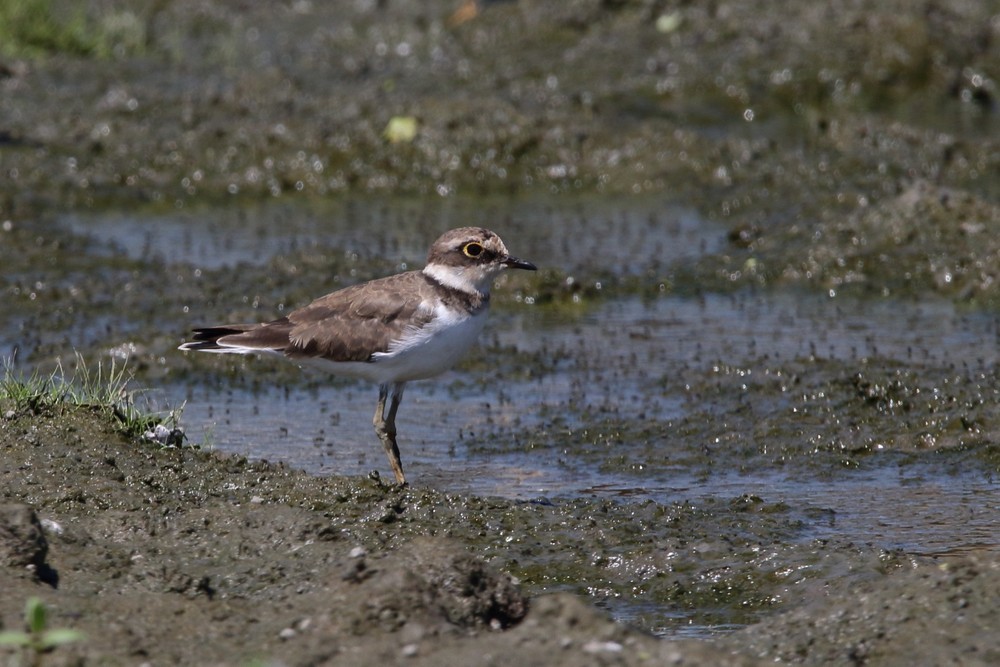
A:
<box><xmin>0</xmin><ymin>597</ymin><xmax>84</xmax><ymax>666</ymax></box>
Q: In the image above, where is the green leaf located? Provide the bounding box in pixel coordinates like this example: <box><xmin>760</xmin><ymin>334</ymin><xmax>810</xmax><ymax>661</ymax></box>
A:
<box><xmin>40</xmin><ymin>629</ymin><xmax>85</xmax><ymax>648</ymax></box>
<box><xmin>25</xmin><ymin>597</ymin><xmax>46</xmax><ymax>634</ymax></box>
<box><xmin>0</xmin><ymin>631</ymin><xmax>31</xmax><ymax>646</ymax></box>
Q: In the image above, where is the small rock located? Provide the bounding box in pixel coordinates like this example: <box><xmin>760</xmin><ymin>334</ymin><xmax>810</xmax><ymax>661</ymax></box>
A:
<box><xmin>40</xmin><ymin>518</ymin><xmax>64</xmax><ymax>535</ymax></box>
<box><xmin>583</xmin><ymin>640</ymin><xmax>623</xmax><ymax>653</ymax></box>
<box><xmin>0</xmin><ymin>504</ymin><xmax>48</xmax><ymax>569</ymax></box>
<box><xmin>143</xmin><ymin>424</ymin><xmax>186</xmax><ymax>447</ymax></box>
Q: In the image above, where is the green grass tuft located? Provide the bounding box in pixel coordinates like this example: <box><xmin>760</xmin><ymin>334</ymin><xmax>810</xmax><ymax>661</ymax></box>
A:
<box><xmin>1</xmin><ymin>353</ymin><xmax>182</xmax><ymax>439</ymax></box>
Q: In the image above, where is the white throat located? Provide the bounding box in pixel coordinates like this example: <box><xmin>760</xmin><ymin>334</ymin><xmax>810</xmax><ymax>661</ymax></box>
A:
<box><xmin>422</xmin><ymin>262</ymin><xmax>496</xmax><ymax>295</ymax></box>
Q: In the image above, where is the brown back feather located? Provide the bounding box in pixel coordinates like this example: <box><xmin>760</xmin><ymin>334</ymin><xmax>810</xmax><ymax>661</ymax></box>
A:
<box><xmin>185</xmin><ymin>270</ymin><xmax>487</xmax><ymax>362</ymax></box>
<box><xmin>285</xmin><ymin>271</ymin><xmax>439</xmax><ymax>362</ymax></box>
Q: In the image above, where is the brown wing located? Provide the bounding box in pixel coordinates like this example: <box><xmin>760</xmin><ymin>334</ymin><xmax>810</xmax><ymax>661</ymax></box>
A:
<box><xmin>184</xmin><ymin>271</ymin><xmax>453</xmax><ymax>362</ymax></box>
<box><xmin>284</xmin><ymin>272</ymin><xmax>436</xmax><ymax>362</ymax></box>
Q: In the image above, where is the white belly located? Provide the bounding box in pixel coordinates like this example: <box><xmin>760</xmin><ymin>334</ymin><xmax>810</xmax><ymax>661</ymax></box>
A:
<box><xmin>299</xmin><ymin>305</ymin><xmax>488</xmax><ymax>385</ymax></box>
<box><xmin>374</xmin><ymin>305</ymin><xmax>488</xmax><ymax>382</ymax></box>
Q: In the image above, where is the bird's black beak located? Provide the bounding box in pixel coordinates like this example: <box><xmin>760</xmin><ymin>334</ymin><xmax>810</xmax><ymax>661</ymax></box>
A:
<box><xmin>504</xmin><ymin>256</ymin><xmax>537</xmax><ymax>271</ymax></box>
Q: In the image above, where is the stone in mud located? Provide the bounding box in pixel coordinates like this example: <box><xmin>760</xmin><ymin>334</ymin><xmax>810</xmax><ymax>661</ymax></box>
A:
<box><xmin>0</xmin><ymin>504</ymin><xmax>48</xmax><ymax>572</ymax></box>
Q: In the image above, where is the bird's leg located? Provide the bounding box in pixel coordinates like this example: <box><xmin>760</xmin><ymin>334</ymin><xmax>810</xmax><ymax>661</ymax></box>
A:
<box><xmin>373</xmin><ymin>383</ymin><xmax>407</xmax><ymax>485</ymax></box>
<box><xmin>385</xmin><ymin>383</ymin><xmax>404</xmax><ymax>431</ymax></box>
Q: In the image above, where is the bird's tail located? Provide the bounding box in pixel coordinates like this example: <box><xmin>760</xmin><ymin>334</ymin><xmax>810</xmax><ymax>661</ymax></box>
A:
<box><xmin>178</xmin><ymin>325</ymin><xmax>259</xmax><ymax>352</ymax></box>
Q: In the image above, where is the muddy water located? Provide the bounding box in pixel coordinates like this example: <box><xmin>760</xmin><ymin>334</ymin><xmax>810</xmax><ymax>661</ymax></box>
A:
<box><xmin>161</xmin><ymin>293</ymin><xmax>998</xmax><ymax>553</ymax></box>
<box><xmin>59</xmin><ymin>193</ymin><xmax>715</xmax><ymax>273</ymax></box>
<box><xmin>9</xmin><ymin>195</ymin><xmax>998</xmax><ymax>637</ymax></box>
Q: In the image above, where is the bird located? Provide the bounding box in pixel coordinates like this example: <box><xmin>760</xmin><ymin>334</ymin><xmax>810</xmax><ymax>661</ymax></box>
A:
<box><xmin>178</xmin><ymin>227</ymin><xmax>536</xmax><ymax>484</ymax></box>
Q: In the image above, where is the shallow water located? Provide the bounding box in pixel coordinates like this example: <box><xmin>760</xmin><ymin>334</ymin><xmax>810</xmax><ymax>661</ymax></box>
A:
<box><xmin>156</xmin><ymin>291</ymin><xmax>999</xmax><ymax>558</ymax></box>
<box><xmin>52</xmin><ymin>197</ymin><xmax>1000</xmax><ymax>560</ymax></box>
<box><xmin>60</xmin><ymin>193</ymin><xmax>716</xmax><ymax>274</ymax></box>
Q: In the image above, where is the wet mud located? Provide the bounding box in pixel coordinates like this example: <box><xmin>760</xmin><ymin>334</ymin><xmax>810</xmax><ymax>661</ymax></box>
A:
<box><xmin>1</xmin><ymin>0</ymin><xmax>999</xmax><ymax>665</ymax></box>
<box><xmin>2</xmin><ymin>403</ymin><xmax>996</xmax><ymax>666</ymax></box>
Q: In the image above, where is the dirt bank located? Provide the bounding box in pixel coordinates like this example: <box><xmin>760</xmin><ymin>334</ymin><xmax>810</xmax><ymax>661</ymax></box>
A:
<box><xmin>2</xmin><ymin>403</ymin><xmax>997</xmax><ymax>665</ymax></box>
<box><xmin>0</xmin><ymin>403</ymin><xmax>752</xmax><ymax>665</ymax></box>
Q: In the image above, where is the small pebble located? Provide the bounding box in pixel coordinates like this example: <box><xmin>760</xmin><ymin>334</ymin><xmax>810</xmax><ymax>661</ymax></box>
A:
<box><xmin>40</xmin><ymin>518</ymin><xmax>64</xmax><ymax>535</ymax></box>
<box><xmin>583</xmin><ymin>640</ymin><xmax>623</xmax><ymax>654</ymax></box>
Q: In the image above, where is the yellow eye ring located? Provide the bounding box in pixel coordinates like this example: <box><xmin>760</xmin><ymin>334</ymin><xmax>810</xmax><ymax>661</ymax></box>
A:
<box><xmin>463</xmin><ymin>242</ymin><xmax>484</xmax><ymax>258</ymax></box>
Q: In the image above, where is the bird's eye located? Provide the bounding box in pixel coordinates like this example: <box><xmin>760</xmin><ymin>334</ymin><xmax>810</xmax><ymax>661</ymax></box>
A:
<box><xmin>463</xmin><ymin>242</ymin><xmax>484</xmax><ymax>257</ymax></box>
